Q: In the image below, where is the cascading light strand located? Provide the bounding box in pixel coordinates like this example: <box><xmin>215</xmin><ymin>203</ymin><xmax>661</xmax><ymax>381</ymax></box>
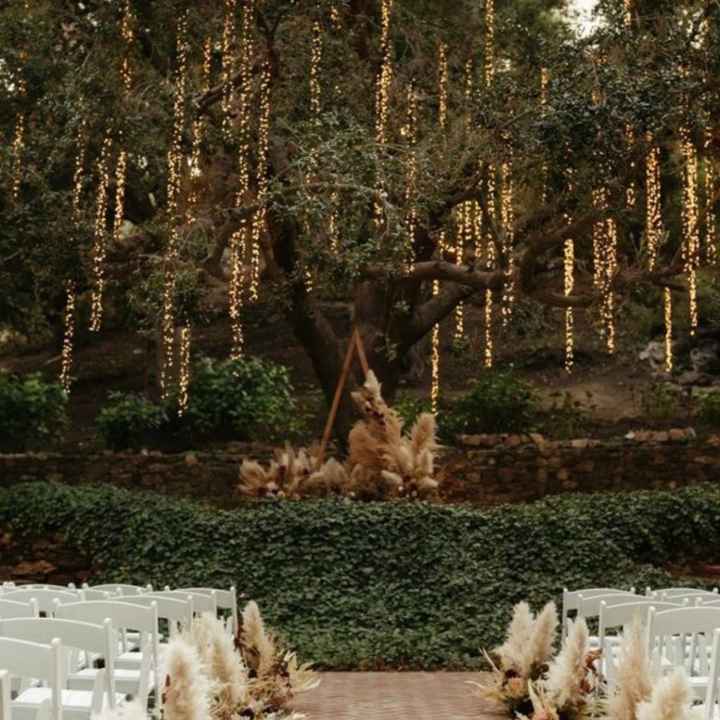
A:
<box><xmin>604</xmin><ymin>215</ymin><xmax>618</xmax><ymax>354</ymax></box>
<box><xmin>403</xmin><ymin>80</ymin><xmax>418</xmax><ymax>268</ymax></box>
<box><xmin>681</xmin><ymin>126</ymin><xmax>700</xmax><ymax>337</ymax></box>
<box><xmin>540</xmin><ymin>68</ymin><xmax>549</xmax><ymax>205</ymax></box>
<box><xmin>161</xmin><ymin>13</ymin><xmax>189</xmax><ymax>397</ymax></box>
<box><xmin>432</xmin><ymin>231</ymin><xmax>445</xmax><ymax>414</ymax></box>
<box><xmin>188</xmin><ymin>35</ymin><xmax>213</xmax><ymax>221</ymax></box>
<box><xmin>454</xmin><ymin>205</ymin><xmax>466</xmax><ymax>343</ymax></box>
<box><xmin>564</xmin><ymin>238</ymin><xmax>575</xmax><ymax>372</ymax></box>
<box><xmin>645</xmin><ymin>133</ymin><xmax>662</xmax><ymax>271</ymax></box>
<box><xmin>438</xmin><ymin>42</ymin><xmax>448</xmax><ymax>133</ymax></box>
<box><xmin>374</xmin><ymin>0</ymin><xmax>393</xmax><ymax>229</ymax></box>
<box><xmin>10</xmin><ymin>68</ymin><xmax>27</xmax><ymax>204</ymax></box>
<box><xmin>625</xmin><ymin>125</ymin><xmax>637</xmax><ymax>209</ymax></box>
<box><xmin>178</xmin><ymin>325</ymin><xmax>192</xmax><ymax>416</ymax></box>
<box><xmin>221</xmin><ymin>0</ymin><xmax>238</xmax><ymax>142</ymax></box>
<box><xmin>484</xmin><ymin>169</ymin><xmax>496</xmax><ymax>369</ymax></box>
<box><xmin>500</xmin><ymin>155</ymin><xmax>515</xmax><ymax>326</ymax></box>
<box><xmin>664</xmin><ymin>287</ymin><xmax>673</xmax><ymax>373</ymax></box>
<box><xmin>310</xmin><ymin>14</ymin><xmax>322</xmax><ymax>117</ymax></box>
<box><xmin>484</xmin><ymin>0</ymin><xmax>494</xmax><ymax>87</ymax></box>
<box><xmin>119</xmin><ymin>0</ymin><xmax>134</xmax><ymax>98</ymax></box>
<box><xmin>228</xmin><ymin>0</ymin><xmax>255</xmax><ymax>358</ymax></box>
<box><xmin>250</xmin><ymin>59</ymin><xmax>271</xmax><ymax>304</ymax></box>
<box><xmin>89</xmin><ymin>131</ymin><xmax>113</xmax><ymax>332</ymax></box>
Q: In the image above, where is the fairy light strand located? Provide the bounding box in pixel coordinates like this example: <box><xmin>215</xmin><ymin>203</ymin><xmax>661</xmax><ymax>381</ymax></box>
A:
<box><xmin>178</xmin><ymin>325</ymin><xmax>192</xmax><ymax>416</ymax></box>
<box><xmin>564</xmin><ymin>239</ymin><xmax>575</xmax><ymax>372</ymax></box>
<box><xmin>89</xmin><ymin>131</ymin><xmax>113</xmax><ymax>332</ymax></box>
<box><xmin>431</xmin><ymin>232</ymin><xmax>445</xmax><ymax>414</ymax></box>
<box><xmin>705</xmin><ymin>129</ymin><xmax>717</xmax><ymax>265</ymax></box>
<box><xmin>374</xmin><ymin>0</ymin><xmax>393</xmax><ymax>228</ymax></box>
<box><xmin>645</xmin><ymin>133</ymin><xmax>662</xmax><ymax>271</ymax></box>
<box><xmin>664</xmin><ymin>287</ymin><xmax>673</xmax><ymax>373</ymax></box>
<box><xmin>454</xmin><ymin>206</ymin><xmax>466</xmax><ymax>343</ymax></box>
<box><xmin>161</xmin><ymin>13</ymin><xmax>189</xmax><ymax>397</ymax></box>
<box><xmin>500</xmin><ymin>156</ymin><xmax>515</xmax><ymax>326</ymax></box>
<box><xmin>540</xmin><ymin>68</ymin><xmax>549</xmax><ymax>205</ymax></box>
<box><xmin>10</xmin><ymin>69</ymin><xmax>27</xmax><ymax>204</ymax></box>
<box><xmin>484</xmin><ymin>0</ymin><xmax>494</xmax><ymax>87</ymax></box>
<box><xmin>403</xmin><ymin>80</ymin><xmax>418</xmax><ymax>268</ymax></box>
<box><xmin>681</xmin><ymin>126</ymin><xmax>700</xmax><ymax>337</ymax></box>
<box><xmin>221</xmin><ymin>0</ymin><xmax>238</xmax><ymax>142</ymax></box>
<box><xmin>119</xmin><ymin>0</ymin><xmax>134</xmax><ymax>98</ymax></box>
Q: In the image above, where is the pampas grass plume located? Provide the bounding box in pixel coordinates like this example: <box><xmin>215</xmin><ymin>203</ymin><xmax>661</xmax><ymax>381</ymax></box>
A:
<box><xmin>162</xmin><ymin>636</ymin><xmax>211</xmax><ymax>720</ymax></box>
<box><xmin>524</xmin><ymin>601</ymin><xmax>558</xmax><ymax>675</ymax></box>
<box><xmin>636</xmin><ymin>670</ymin><xmax>692</xmax><ymax>720</ymax></box>
<box><xmin>545</xmin><ymin>617</ymin><xmax>589</xmax><ymax>708</ymax></box>
<box><xmin>242</xmin><ymin>600</ymin><xmax>276</xmax><ymax>678</ymax></box>
<box><xmin>497</xmin><ymin>602</ymin><xmax>535</xmax><ymax>673</ymax></box>
<box><xmin>608</xmin><ymin>617</ymin><xmax>654</xmax><ymax>720</ymax></box>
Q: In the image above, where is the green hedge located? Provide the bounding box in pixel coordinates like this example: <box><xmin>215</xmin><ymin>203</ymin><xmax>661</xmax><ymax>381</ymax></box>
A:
<box><xmin>1</xmin><ymin>482</ymin><xmax>719</xmax><ymax>669</ymax></box>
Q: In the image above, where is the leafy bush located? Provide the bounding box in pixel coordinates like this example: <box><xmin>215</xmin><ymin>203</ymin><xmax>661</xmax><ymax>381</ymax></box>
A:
<box><xmin>95</xmin><ymin>357</ymin><xmax>301</xmax><ymax>449</ymax></box>
<box><xmin>183</xmin><ymin>356</ymin><xmax>301</xmax><ymax>441</ymax></box>
<box><xmin>439</xmin><ymin>371</ymin><xmax>538</xmax><ymax>441</ymax></box>
<box><xmin>3</xmin><ymin>481</ymin><xmax>716</xmax><ymax>669</ymax></box>
<box><xmin>698</xmin><ymin>392</ymin><xmax>720</xmax><ymax>426</ymax></box>
<box><xmin>636</xmin><ymin>381</ymin><xmax>680</xmax><ymax>422</ymax></box>
<box><xmin>394</xmin><ymin>393</ymin><xmax>432</xmax><ymax>429</ymax></box>
<box><xmin>96</xmin><ymin>392</ymin><xmax>169</xmax><ymax>451</ymax></box>
<box><xmin>0</xmin><ymin>372</ymin><xmax>68</xmax><ymax>451</ymax></box>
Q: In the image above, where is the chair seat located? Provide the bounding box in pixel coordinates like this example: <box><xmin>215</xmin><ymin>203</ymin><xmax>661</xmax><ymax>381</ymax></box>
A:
<box><xmin>68</xmin><ymin>667</ymin><xmax>152</xmax><ymax>696</ymax></box>
<box><xmin>115</xmin><ymin>645</ymin><xmax>166</xmax><ymax>670</ymax></box>
<box><xmin>14</xmin><ymin>687</ymin><xmax>125</xmax><ymax>720</ymax></box>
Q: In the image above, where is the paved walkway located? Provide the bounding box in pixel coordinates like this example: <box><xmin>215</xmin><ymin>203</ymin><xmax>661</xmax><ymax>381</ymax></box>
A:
<box><xmin>292</xmin><ymin>672</ymin><xmax>505</xmax><ymax>720</ymax></box>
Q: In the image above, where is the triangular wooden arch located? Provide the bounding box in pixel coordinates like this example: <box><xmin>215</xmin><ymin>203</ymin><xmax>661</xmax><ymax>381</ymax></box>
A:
<box><xmin>317</xmin><ymin>327</ymin><xmax>369</xmax><ymax>464</ymax></box>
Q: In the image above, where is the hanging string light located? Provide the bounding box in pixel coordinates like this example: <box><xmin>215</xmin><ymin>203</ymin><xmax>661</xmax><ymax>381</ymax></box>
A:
<box><xmin>188</xmin><ymin>36</ymin><xmax>213</xmax><ymax>221</ymax></box>
<box><xmin>89</xmin><ymin>131</ymin><xmax>113</xmax><ymax>332</ymax></box>
<box><xmin>438</xmin><ymin>43</ymin><xmax>448</xmax><ymax>133</ymax></box>
<box><xmin>454</xmin><ymin>205</ymin><xmax>467</xmax><ymax>344</ymax></box>
<box><xmin>161</xmin><ymin>13</ymin><xmax>189</xmax><ymax>397</ymax></box>
<box><xmin>112</xmin><ymin>142</ymin><xmax>128</xmax><ymax>257</ymax></box>
<box><xmin>310</xmin><ymin>16</ymin><xmax>322</xmax><ymax>117</ymax></box>
<box><xmin>61</xmin><ymin>120</ymin><xmax>88</xmax><ymax>394</ymax></box>
<box><xmin>403</xmin><ymin>80</ymin><xmax>418</xmax><ymax>268</ymax></box>
<box><xmin>500</xmin><ymin>155</ymin><xmax>515</xmax><ymax>326</ymax></box>
<box><xmin>221</xmin><ymin>0</ymin><xmax>237</xmax><ymax>142</ymax></box>
<box><xmin>664</xmin><ymin>287</ymin><xmax>673</xmax><ymax>373</ymax></box>
<box><xmin>250</xmin><ymin>59</ymin><xmax>271</xmax><ymax>304</ymax></box>
<box><xmin>178</xmin><ymin>325</ymin><xmax>192</xmax><ymax>416</ymax></box>
<box><xmin>484</xmin><ymin>0</ymin><xmax>494</xmax><ymax>87</ymax></box>
<box><xmin>374</xmin><ymin>0</ymin><xmax>393</xmax><ymax>228</ymax></box>
<box><xmin>564</xmin><ymin>238</ymin><xmax>575</xmax><ymax>373</ymax></box>
<box><xmin>228</xmin><ymin>1</ymin><xmax>255</xmax><ymax>358</ymax></box>
<box><xmin>10</xmin><ymin>60</ymin><xmax>27</xmax><ymax>204</ymax></box>
<box><xmin>625</xmin><ymin>125</ymin><xmax>637</xmax><ymax>209</ymax></box>
<box><xmin>484</xmin><ymin>199</ymin><xmax>495</xmax><ymax>370</ymax></box>
<box><xmin>704</xmin><ymin>129</ymin><xmax>717</xmax><ymax>265</ymax></box>
<box><xmin>681</xmin><ymin>126</ymin><xmax>700</xmax><ymax>337</ymax></box>
<box><xmin>119</xmin><ymin>0</ymin><xmax>134</xmax><ymax>97</ymax></box>
<box><xmin>432</xmin><ymin>231</ymin><xmax>445</xmax><ymax>414</ymax></box>
<box><xmin>604</xmin><ymin>215</ymin><xmax>618</xmax><ymax>354</ymax></box>
<box><xmin>645</xmin><ymin>133</ymin><xmax>662</xmax><ymax>271</ymax></box>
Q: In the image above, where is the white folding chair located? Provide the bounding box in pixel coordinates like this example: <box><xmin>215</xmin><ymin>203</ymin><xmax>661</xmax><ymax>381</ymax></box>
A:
<box><xmin>80</xmin><ymin>590</ymin><xmax>110</xmax><ymax>602</ymax></box>
<box><xmin>562</xmin><ymin>587</ymin><xmax>636</xmax><ymax>641</ymax></box>
<box><xmin>175</xmin><ymin>586</ymin><xmax>238</xmax><ymax>633</ymax></box>
<box><xmin>0</xmin><ymin>670</ymin><xmax>10</xmax><ymax>720</ymax></box>
<box><xmin>695</xmin><ymin>628</ymin><xmax>720</xmax><ymax>720</ymax></box>
<box><xmin>149</xmin><ymin>590</ymin><xmax>217</xmax><ymax>616</ymax></box>
<box><xmin>648</xmin><ymin>606</ymin><xmax>720</xmax><ymax>700</ymax></box>
<box><xmin>600</xmin><ymin>600</ymin><xmax>683</xmax><ymax>690</ymax></box>
<box><xmin>0</xmin><ymin>617</ymin><xmax>124</xmax><ymax>717</ymax></box>
<box><xmin>2</xmin><ymin>590</ymin><xmax>79</xmax><ymax>617</ymax></box>
<box><xmin>15</xmin><ymin>585</ymin><xmax>77</xmax><ymax>592</ymax></box>
<box><xmin>0</xmin><ymin>599</ymin><xmax>38</xmax><ymax>619</ymax></box>
<box><xmin>55</xmin><ymin>601</ymin><xmax>157</xmax><ymax>709</ymax></box>
<box><xmin>112</xmin><ymin>595</ymin><xmax>193</xmax><ymax>671</ymax></box>
<box><xmin>0</xmin><ymin>637</ymin><xmax>64</xmax><ymax>720</ymax></box>
<box><xmin>650</xmin><ymin>587</ymin><xmax>718</xmax><ymax>598</ymax></box>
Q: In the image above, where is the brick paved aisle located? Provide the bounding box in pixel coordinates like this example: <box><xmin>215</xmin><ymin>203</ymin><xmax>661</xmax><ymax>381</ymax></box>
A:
<box><xmin>292</xmin><ymin>672</ymin><xmax>505</xmax><ymax>720</ymax></box>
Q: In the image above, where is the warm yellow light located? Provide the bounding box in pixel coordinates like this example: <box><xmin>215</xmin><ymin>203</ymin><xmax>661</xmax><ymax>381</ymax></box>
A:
<box><xmin>221</xmin><ymin>0</ymin><xmax>237</xmax><ymax>142</ymax></box>
<box><xmin>664</xmin><ymin>287</ymin><xmax>673</xmax><ymax>373</ymax></box>
<box><xmin>500</xmin><ymin>158</ymin><xmax>514</xmax><ymax>326</ymax></box>
<box><xmin>484</xmin><ymin>0</ymin><xmax>494</xmax><ymax>87</ymax></box>
<box><xmin>454</xmin><ymin>206</ymin><xmax>466</xmax><ymax>343</ymax></box>
<box><xmin>564</xmin><ymin>238</ymin><xmax>575</xmax><ymax>373</ymax></box>
<box><xmin>89</xmin><ymin>131</ymin><xmax>113</xmax><ymax>332</ymax></box>
<box><xmin>438</xmin><ymin>43</ymin><xmax>448</xmax><ymax>133</ymax></box>
<box><xmin>119</xmin><ymin>0</ymin><xmax>134</xmax><ymax>98</ymax></box>
<box><xmin>705</xmin><ymin>129</ymin><xmax>717</xmax><ymax>265</ymax></box>
<box><xmin>404</xmin><ymin>81</ymin><xmax>418</xmax><ymax>268</ymax></box>
<box><xmin>540</xmin><ymin>68</ymin><xmax>549</xmax><ymax>205</ymax></box>
<box><xmin>374</xmin><ymin>0</ymin><xmax>393</xmax><ymax>229</ymax></box>
<box><xmin>484</xmin><ymin>169</ymin><xmax>496</xmax><ymax>368</ymax></box>
<box><xmin>178</xmin><ymin>325</ymin><xmax>192</xmax><ymax>416</ymax></box>
<box><xmin>310</xmin><ymin>18</ymin><xmax>322</xmax><ymax>117</ymax></box>
<box><xmin>681</xmin><ymin>126</ymin><xmax>700</xmax><ymax>336</ymax></box>
<box><xmin>432</xmin><ymin>231</ymin><xmax>445</xmax><ymax>414</ymax></box>
<box><xmin>645</xmin><ymin>133</ymin><xmax>662</xmax><ymax>271</ymax></box>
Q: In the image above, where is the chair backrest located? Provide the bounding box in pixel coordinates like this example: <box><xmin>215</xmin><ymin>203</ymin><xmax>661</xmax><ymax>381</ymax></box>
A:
<box><xmin>115</xmin><ymin>594</ymin><xmax>193</xmax><ymax>633</ymax></box>
<box><xmin>0</xmin><ymin>670</ymin><xmax>10</xmax><ymax>720</ymax></box>
<box><xmin>88</xmin><ymin>584</ymin><xmax>151</xmax><ymax>596</ymax></box>
<box><xmin>81</xmin><ymin>589</ymin><xmax>111</xmax><ymax>602</ymax></box>
<box><xmin>702</xmin><ymin>629</ymin><xmax>720</xmax><ymax>720</ymax></box>
<box><xmin>652</xmin><ymin>587</ymin><xmax>718</xmax><ymax>597</ymax></box>
<box><xmin>15</xmin><ymin>584</ymin><xmax>77</xmax><ymax>592</ymax></box>
<box><xmin>0</xmin><ymin>637</ymin><xmax>64</xmax><ymax>720</ymax></box>
<box><xmin>0</xmin><ymin>598</ymin><xmax>38</xmax><ymax>619</ymax></box>
<box><xmin>562</xmin><ymin>588</ymin><xmax>635</xmax><ymax>636</ymax></box>
<box><xmin>56</xmin><ymin>600</ymin><xmax>159</xmax><ymax>683</ymax></box>
<box><xmin>662</xmin><ymin>592</ymin><xmax>720</xmax><ymax>604</ymax></box>
<box><xmin>2</xmin><ymin>589</ymin><xmax>79</xmax><ymax>615</ymax></box>
<box><xmin>151</xmin><ymin>590</ymin><xmax>217</xmax><ymax>615</ymax></box>
<box><xmin>580</xmin><ymin>593</ymin><xmax>642</xmax><ymax>619</ymax></box>
<box><xmin>176</xmin><ymin>586</ymin><xmax>238</xmax><ymax>631</ymax></box>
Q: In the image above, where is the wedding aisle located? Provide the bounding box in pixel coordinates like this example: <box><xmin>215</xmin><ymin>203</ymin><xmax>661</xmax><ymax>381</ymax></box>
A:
<box><xmin>292</xmin><ymin>672</ymin><xmax>504</xmax><ymax>720</ymax></box>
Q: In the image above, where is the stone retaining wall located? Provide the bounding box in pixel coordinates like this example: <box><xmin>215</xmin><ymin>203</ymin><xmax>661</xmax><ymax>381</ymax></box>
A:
<box><xmin>1</xmin><ymin>431</ymin><xmax>719</xmax><ymax>507</ymax></box>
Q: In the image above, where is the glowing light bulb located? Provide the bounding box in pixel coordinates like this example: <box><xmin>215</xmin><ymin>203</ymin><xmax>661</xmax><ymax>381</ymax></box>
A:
<box><xmin>645</xmin><ymin>134</ymin><xmax>662</xmax><ymax>271</ymax></box>
<box><xmin>178</xmin><ymin>325</ymin><xmax>192</xmax><ymax>416</ymax></box>
<box><xmin>664</xmin><ymin>287</ymin><xmax>673</xmax><ymax>373</ymax></box>
<box><xmin>681</xmin><ymin>126</ymin><xmax>700</xmax><ymax>337</ymax></box>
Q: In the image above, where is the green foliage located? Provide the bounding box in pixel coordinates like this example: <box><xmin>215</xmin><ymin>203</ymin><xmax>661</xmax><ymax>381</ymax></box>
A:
<box><xmin>542</xmin><ymin>391</ymin><xmax>596</xmax><ymax>440</ymax></box>
<box><xmin>95</xmin><ymin>357</ymin><xmax>302</xmax><ymax>450</ymax></box>
<box><xmin>0</xmin><ymin>372</ymin><xmax>67</xmax><ymax>451</ymax></box>
<box><xmin>3</xmin><ymin>481</ymin><xmax>718</xmax><ymax>669</ymax></box>
<box><xmin>96</xmin><ymin>392</ymin><xmax>169</xmax><ymax>451</ymax></box>
<box><xmin>394</xmin><ymin>394</ymin><xmax>433</xmax><ymax>429</ymax></box>
<box><xmin>439</xmin><ymin>371</ymin><xmax>538</xmax><ymax>441</ymax></box>
<box><xmin>636</xmin><ymin>381</ymin><xmax>680</xmax><ymax>423</ymax></box>
<box><xmin>182</xmin><ymin>357</ymin><xmax>302</xmax><ymax>442</ymax></box>
<box><xmin>698</xmin><ymin>392</ymin><xmax>720</xmax><ymax>426</ymax></box>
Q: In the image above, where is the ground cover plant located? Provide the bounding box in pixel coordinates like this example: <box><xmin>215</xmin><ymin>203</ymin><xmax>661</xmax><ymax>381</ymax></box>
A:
<box><xmin>2</xmin><ymin>481</ymin><xmax>719</xmax><ymax>670</ymax></box>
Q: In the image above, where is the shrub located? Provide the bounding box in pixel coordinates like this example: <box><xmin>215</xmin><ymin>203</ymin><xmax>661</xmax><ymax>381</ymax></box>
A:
<box><xmin>698</xmin><ymin>392</ymin><xmax>720</xmax><ymax>426</ymax></box>
<box><xmin>0</xmin><ymin>372</ymin><xmax>67</xmax><ymax>451</ymax></box>
<box><xmin>183</xmin><ymin>356</ymin><xmax>301</xmax><ymax>442</ymax></box>
<box><xmin>439</xmin><ymin>371</ymin><xmax>538</xmax><ymax>441</ymax></box>
<box><xmin>96</xmin><ymin>392</ymin><xmax>169</xmax><ymax>450</ymax></box>
<box><xmin>3</xmin><ymin>481</ymin><xmax>716</xmax><ymax>670</ymax></box>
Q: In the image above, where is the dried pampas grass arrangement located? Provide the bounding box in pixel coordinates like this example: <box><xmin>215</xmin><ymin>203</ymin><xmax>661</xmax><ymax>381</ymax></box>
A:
<box><xmin>161</xmin><ymin>636</ymin><xmax>211</xmax><ymax>720</ymax></box>
<box><xmin>606</xmin><ymin>618</ymin><xmax>654</xmax><ymax>720</ymax></box>
<box><xmin>236</xmin><ymin>600</ymin><xmax>319</xmax><ymax>712</ymax></box>
<box><xmin>238</xmin><ymin>370</ymin><xmax>440</xmax><ymax>501</ymax></box>
<box><xmin>636</xmin><ymin>671</ymin><xmax>693</xmax><ymax>720</ymax></box>
<box><xmin>473</xmin><ymin>601</ymin><xmax>558</xmax><ymax>717</ymax></box>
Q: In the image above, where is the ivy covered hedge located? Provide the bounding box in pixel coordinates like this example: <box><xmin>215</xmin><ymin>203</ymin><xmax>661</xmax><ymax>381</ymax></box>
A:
<box><xmin>1</xmin><ymin>482</ymin><xmax>719</xmax><ymax>669</ymax></box>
